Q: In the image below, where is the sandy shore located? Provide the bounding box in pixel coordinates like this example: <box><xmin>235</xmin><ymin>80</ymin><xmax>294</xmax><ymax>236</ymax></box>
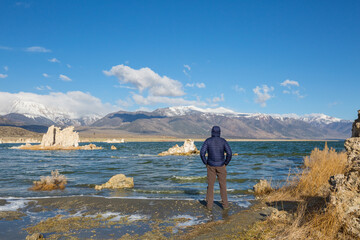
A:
<box><xmin>0</xmin><ymin>196</ymin><xmax>261</xmax><ymax>239</ymax></box>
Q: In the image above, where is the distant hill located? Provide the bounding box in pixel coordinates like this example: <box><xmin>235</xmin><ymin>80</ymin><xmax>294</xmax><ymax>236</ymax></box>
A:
<box><xmin>91</xmin><ymin>106</ymin><xmax>353</xmax><ymax>139</ymax></box>
<box><xmin>0</xmin><ymin>126</ymin><xmax>42</xmax><ymax>138</ymax></box>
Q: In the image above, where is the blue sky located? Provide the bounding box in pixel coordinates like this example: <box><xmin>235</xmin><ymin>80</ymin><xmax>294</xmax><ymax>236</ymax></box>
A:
<box><xmin>0</xmin><ymin>0</ymin><xmax>359</xmax><ymax>120</ymax></box>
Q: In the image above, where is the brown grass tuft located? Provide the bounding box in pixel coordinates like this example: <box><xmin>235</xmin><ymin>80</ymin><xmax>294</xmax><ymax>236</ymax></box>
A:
<box><xmin>266</xmin><ymin>143</ymin><xmax>347</xmax><ymax>201</ymax></box>
<box><xmin>245</xmin><ymin>143</ymin><xmax>350</xmax><ymax>240</ymax></box>
<box><xmin>29</xmin><ymin>170</ymin><xmax>67</xmax><ymax>191</ymax></box>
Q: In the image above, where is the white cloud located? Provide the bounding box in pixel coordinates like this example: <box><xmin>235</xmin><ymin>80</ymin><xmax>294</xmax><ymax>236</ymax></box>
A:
<box><xmin>212</xmin><ymin>93</ymin><xmax>224</xmax><ymax>103</ymax></box>
<box><xmin>4</xmin><ymin>66</ymin><xmax>8</xmax><ymax>71</ymax></box>
<box><xmin>280</xmin><ymin>79</ymin><xmax>299</xmax><ymax>87</ymax></box>
<box><xmin>59</xmin><ymin>74</ymin><xmax>71</xmax><ymax>81</ymax></box>
<box><xmin>0</xmin><ymin>91</ymin><xmax>117</xmax><ymax>118</ymax></box>
<box><xmin>132</xmin><ymin>93</ymin><xmax>206</xmax><ymax>107</ymax></box>
<box><xmin>116</xmin><ymin>98</ymin><xmax>133</xmax><ymax>108</ymax></box>
<box><xmin>283</xmin><ymin>90</ymin><xmax>290</xmax><ymax>94</ymax></box>
<box><xmin>0</xmin><ymin>46</ymin><xmax>12</xmax><ymax>50</ymax></box>
<box><xmin>104</xmin><ymin>64</ymin><xmax>185</xmax><ymax>97</ymax></box>
<box><xmin>253</xmin><ymin>85</ymin><xmax>274</xmax><ymax>107</ymax></box>
<box><xmin>15</xmin><ymin>2</ymin><xmax>30</xmax><ymax>8</ymax></box>
<box><xmin>186</xmin><ymin>82</ymin><xmax>206</xmax><ymax>88</ymax></box>
<box><xmin>234</xmin><ymin>85</ymin><xmax>245</xmax><ymax>93</ymax></box>
<box><xmin>35</xmin><ymin>86</ymin><xmax>52</xmax><ymax>91</ymax></box>
<box><xmin>292</xmin><ymin>90</ymin><xmax>305</xmax><ymax>99</ymax></box>
<box><xmin>183</xmin><ymin>69</ymin><xmax>190</xmax><ymax>78</ymax></box>
<box><xmin>196</xmin><ymin>83</ymin><xmax>206</xmax><ymax>88</ymax></box>
<box><xmin>43</xmin><ymin>73</ymin><xmax>50</xmax><ymax>78</ymax></box>
<box><xmin>48</xmin><ymin>58</ymin><xmax>60</xmax><ymax>63</ymax></box>
<box><xmin>66</xmin><ymin>64</ymin><xmax>72</xmax><ymax>68</ymax></box>
<box><xmin>25</xmin><ymin>46</ymin><xmax>51</xmax><ymax>53</ymax></box>
<box><xmin>184</xmin><ymin>64</ymin><xmax>191</xmax><ymax>71</ymax></box>
<box><xmin>0</xmin><ymin>74</ymin><xmax>8</xmax><ymax>78</ymax></box>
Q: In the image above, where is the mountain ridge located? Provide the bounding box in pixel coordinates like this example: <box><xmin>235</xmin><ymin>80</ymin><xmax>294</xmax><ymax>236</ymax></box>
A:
<box><xmin>0</xmin><ymin>102</ymin><xmax>353</xmax><ymax>139</ymax></box>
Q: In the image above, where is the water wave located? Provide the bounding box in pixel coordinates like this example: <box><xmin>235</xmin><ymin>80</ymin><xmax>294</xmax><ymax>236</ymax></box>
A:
<box><xmin>170</xmin><ymin>176</ymin><xmax>207</xmax><ymax>183</ymax></box>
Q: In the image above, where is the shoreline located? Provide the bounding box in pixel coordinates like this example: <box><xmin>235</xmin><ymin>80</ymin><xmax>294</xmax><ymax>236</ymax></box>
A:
<box><xmin>0</xmin><ymin>195</ymin><xmax>253</xmax><ymax>239</ymax></box>
<box><xmin>0</xmin><ymin>136</ymin><xmax>343</xmax><ymax>143</ymax></box>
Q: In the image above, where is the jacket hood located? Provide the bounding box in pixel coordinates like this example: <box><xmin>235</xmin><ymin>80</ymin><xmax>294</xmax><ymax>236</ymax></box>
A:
<box><xmin>211</xmin><ymin>126</ymin><xmax>221</xmax><ymax>137</ymax></box>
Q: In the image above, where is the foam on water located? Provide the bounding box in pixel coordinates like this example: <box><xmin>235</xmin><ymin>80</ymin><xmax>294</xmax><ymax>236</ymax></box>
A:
<box><xmin>0</xmin><ymin>199</ymin><xmax>31</xmax><ymax>211</ymax></box>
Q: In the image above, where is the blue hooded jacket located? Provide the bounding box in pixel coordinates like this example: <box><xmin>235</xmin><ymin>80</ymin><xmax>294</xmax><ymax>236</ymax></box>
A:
<box><xmin>200</xmin><ymin>126</ymin><xmax>232</xmax><ymax>167</ymax></box>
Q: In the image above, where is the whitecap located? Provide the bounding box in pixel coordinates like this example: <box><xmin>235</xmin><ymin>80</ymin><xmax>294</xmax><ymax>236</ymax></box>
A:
<box><xmin>0</xmin><ymin>199</ymin><xmax>31</xmax><ymax>211</ymax></box>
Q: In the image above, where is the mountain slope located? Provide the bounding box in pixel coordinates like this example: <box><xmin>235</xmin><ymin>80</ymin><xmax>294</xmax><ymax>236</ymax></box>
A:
<box><xmin>91</xmin><ymin>106</ymin><xmax>352</xmax><ymax>139</ymax></box>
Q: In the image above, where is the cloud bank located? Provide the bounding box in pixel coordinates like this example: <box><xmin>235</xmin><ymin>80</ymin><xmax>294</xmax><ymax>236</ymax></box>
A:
<box><xmin>104</xmin><ymin>65</ymin><xmax>185</xmax><ymax>97</ymax></box>
<box><xmin>0</xmin><ymin>91</ymin><xmax>117</xmax><ymax>118</ymax></box>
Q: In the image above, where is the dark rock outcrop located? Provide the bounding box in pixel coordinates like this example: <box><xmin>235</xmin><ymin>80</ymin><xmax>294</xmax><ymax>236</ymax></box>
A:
<box><xmin>329</xmin><ymin>111</ymin><xmax>360</xmax><ymax>238</ymax></box>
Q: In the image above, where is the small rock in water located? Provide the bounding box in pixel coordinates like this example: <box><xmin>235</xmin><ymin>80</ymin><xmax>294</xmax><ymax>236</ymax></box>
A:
<box><xmin>111</xmin><ymin>145</ymin><xmax>117</xmax><ymax>150</ymax></box>
<box><xmin>95</xmin><ymin>174</ymin><xmax>134</xmax><ymax>190</ymax></box>
<box><xmin>159</xmin><ymin>139</ymin><xmax>199</xmax><ymax>156</ymax></box>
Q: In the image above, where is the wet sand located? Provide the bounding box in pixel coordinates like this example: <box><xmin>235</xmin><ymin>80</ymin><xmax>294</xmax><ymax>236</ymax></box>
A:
<box><xmin>0</xmin><ymin>196</ymin><xmax>253</xmax><ymax>239</ymax></box>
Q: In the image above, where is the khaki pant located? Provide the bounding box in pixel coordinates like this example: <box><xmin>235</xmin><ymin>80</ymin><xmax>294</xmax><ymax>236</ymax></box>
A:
<box><xmin>206</xmin><ymin>165</ymin><xmax>228</xmax><ymax>209</ymax></box>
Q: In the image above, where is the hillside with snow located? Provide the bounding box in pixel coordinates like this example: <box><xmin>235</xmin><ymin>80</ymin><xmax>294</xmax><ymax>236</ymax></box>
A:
<box><xmin>91</xmin><ymin>106</ymin><xmax>352</xmax><ymax>139</ymax></box>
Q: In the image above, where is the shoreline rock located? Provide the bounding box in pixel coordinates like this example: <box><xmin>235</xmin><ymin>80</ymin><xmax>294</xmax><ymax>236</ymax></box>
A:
<box><xmin>159</xmin><ymin>139</ymin><xmax>199</xmax><ymax>156</ymax></box>
<box><xmin>329</xmin><ymin>110</ymin><xmax>360</xmax><ymax>238</ymax></box>
<box><xmin>95</xmin><ymin>174</ymin><xmax>134</xmax><ymax>190</ymax></box>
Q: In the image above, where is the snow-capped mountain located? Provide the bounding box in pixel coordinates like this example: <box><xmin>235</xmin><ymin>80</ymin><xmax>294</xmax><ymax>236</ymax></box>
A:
<box><xmin>3</xmin><ymin>100</ymin><xmax>101</xmax><ymax>126</ymax></box>
<box><xmin>91</xmin><ymin>106</ymin><xmax>352</xmax><ymax>139</ymax></box>
<box><xmin>153</xmin><ymin>105</ymin><xmax>237</xmax><ymax>117</ymax></box>
<box><xmin>154</xmin><ymin>106</ymin><xmax>349</xmax><ymax>125</ymax></box>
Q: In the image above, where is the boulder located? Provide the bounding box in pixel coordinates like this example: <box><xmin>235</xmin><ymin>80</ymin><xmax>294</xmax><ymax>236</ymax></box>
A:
<box><xmin>95</xmin><ymin>174</ymin><xmax>134</xmax><ymax>190</ymax></box>
<box><xmin>111</xmin><ymin>145</ymin><xmax>117</xmax><ymax>150</ymax></box>
<box><xmin>41</xmin><ymin>125</ymin><xmax>79</xmax><ymax>147</ymax></box>
<box><xmin>159</xmin><ymin>139</ymin><xmax>199</xmax><ymax>156</ymax></box>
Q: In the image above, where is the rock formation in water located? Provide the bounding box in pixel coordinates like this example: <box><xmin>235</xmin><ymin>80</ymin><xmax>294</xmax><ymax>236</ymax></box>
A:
<box><xmin>16</xmin><ymin>125</ymin><xmax>102</xmax><ymax>150</ymax></box>
<box><xmin>111</xmin><ymin>145</ymin><xmax>117</xmax><ymax>150</ymax></box>
<box><xmin>329</xmin><ymin>110</ymin><xmax>360</xmax><ymax>238</ymax></box>
<box><xmin>41</xmin><ymin>125</ymin><xmax>79</xmax><ymax>147</ymax></box>
<box><xmin>158</xmin><ymin>139</ymin><xmax>199</xmax><ymax>156</ymax></box>
<box><xmin>95</xmin><ymin>174</ymin><xmax>134</xmax><ymax>190</ymax></box>
<box><xmin>29</xmin><ymin>170</ymin><xmax>67</xmax><ymax>191</ymax></box>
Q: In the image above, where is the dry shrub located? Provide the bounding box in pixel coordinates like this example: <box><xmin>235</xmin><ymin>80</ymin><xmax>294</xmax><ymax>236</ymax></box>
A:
<box><xmin>29</xmin><ymin>170</ymin><xmax>67</xmax><ymax>191</ymax></box>
<box><xmin>267</xmin><ymin>143</ymin><xmax>347</xmax><ymax>201</ymax></box>
<box><xmin>250</xmin><ymin>143</ymin><xmax>350</xmax><ymax>240</ymax></box>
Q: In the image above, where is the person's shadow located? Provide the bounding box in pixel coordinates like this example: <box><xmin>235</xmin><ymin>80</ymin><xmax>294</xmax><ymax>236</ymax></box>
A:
<box><xmin>199</xmin><ymin>200</ymin><xmax>225</xmax><ymax>209</ymax></box>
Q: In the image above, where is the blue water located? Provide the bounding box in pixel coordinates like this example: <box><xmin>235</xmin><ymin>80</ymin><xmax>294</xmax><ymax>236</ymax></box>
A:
<box><xmin>0</xmin><ymin>141</ymin><xmax>345</xmax><ymax>202</ymax></box>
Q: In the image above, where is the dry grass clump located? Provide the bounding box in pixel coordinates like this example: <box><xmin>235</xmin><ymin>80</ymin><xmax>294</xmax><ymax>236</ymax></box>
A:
<box><xmin>266</xmin><ymin>143</ymin><xmax>347</xmax><ymax>201</ymax></box>
<box><xmin>245</xmin><ymin>143</ymin><xmax>350</xmax><ymax>240</ymax></box>
<box><xmin>29</xmin><ymin>170</ymin><xmax>67</xmax><ymax>191</ymax></box>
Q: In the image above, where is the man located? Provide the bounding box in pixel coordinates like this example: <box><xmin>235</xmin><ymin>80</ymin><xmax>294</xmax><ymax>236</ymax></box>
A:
<box><xmin>200</xmin><ymin>126</ymin><xmax>232</xmax><ymax>210</ymax></box>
